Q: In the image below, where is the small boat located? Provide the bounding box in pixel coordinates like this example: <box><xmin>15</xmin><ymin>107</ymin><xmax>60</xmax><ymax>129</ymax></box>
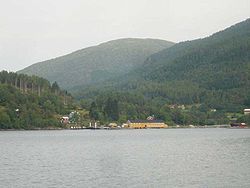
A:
<box><xmin>230</xmin><ymin>122</ymin><xmax>247</xmax><ymax>128</ymax></box>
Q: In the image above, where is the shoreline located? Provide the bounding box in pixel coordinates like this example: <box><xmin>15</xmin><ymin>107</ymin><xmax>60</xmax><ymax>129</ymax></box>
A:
<box><xmin>1</xmin><ymin>126</ymin><xmax>249</xmax><ymax>131</ymax></box>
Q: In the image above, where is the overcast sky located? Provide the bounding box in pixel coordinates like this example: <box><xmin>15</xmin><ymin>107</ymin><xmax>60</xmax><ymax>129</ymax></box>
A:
<box><xmin>0</xmin><ymin>0</ymin><xmax>249</xmax><ymax>72</ymax></box>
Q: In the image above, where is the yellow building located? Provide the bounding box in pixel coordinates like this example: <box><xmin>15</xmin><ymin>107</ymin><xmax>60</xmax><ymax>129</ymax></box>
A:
<box><xmin>108</xmin><ymin>123</ymin><xmax>118</xmax><ymax>128</ymax></box>
<box><xmin>127</xmin><ymin>120</ymin><xmax>168</xmax><ymax>129</ymax></box>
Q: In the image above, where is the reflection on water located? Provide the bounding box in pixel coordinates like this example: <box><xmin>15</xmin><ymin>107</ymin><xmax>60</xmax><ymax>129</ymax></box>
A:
<box><xmin>1</xmin><ymin>129</ymin><xmax>250</xmax><ymax>187</ymax></box>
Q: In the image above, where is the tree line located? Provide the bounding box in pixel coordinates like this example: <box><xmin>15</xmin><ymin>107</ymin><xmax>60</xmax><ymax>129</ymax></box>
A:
<box><xmin>0</xmin><ymin>71</ymin><xmax>73</xmax><ymax>129</ymax></box>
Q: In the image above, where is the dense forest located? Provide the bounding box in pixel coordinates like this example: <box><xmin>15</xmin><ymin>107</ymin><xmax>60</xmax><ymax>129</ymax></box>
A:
<box><xmin>75</xmin><ymin>19</ymin><xmax>250</xmax><ymax>126</ymax></box>
<box><xmin>78</xmin><ymin>90</ymin><xmax>239</xmax><ymax>126</ymax></box>
<box><xmin>0</xmin><ymin>71</ymin><xmax>73</xmax><ymax>129</ymax></box>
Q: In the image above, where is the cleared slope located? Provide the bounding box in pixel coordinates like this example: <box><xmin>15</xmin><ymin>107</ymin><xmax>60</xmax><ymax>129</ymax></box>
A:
<box><xmin>18</xmin><ymin>38</ymin><xmax>174</xmax><ymax>89</ymax></box>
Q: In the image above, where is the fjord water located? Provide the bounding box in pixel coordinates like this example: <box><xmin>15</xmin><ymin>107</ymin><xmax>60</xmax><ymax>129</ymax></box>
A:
<box><xmin>1</xmin><ymin>129</ymin><xmax>250</xmax><ymax>188</ymax></box>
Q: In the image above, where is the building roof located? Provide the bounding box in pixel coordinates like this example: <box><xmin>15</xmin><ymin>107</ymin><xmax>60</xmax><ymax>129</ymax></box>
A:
<box><xmin>128</xmin><ymin>120</ymin><xmax>165</xmax><ymax>123</ymax></box>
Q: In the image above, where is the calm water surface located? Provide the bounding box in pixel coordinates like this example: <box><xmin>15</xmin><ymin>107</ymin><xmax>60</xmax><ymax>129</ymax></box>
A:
<box><xmin>0</xmin><ymin>129</ymin><xmax>250</xmax><ymax>188</ymax></box>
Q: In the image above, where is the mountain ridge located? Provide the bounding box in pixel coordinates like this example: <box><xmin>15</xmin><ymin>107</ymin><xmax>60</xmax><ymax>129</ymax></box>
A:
<box><xmin>75</xmin><ymin>18</ymin><xmax>250</xmax><ymax>112</ymax></box>
<box><xmin>18</xmin><ymin>38</ymin><xmax>174</xmax><ymax>89</ymax></box>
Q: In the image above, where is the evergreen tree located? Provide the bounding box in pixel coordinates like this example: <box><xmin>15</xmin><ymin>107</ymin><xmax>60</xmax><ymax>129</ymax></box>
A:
<box><xmin>89</xmin><ymin>102</ymin><xmax>99</xmax><ymax>120</ymax></box>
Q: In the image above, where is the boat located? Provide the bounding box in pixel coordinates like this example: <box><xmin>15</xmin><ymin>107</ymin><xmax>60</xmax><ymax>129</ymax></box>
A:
<box><xmin>230</xmin><ymin>122</ymin><xmax>247</xmax><ymax>128</ymax></box>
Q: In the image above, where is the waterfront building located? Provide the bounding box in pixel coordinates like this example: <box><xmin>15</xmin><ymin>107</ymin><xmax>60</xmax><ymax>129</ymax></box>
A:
<box><xmin>244</xmin><ymin>109</ymin><xmax>250</xmax><ymax>115</ymax></box>
<box><xmin>127</xmin><ymin>120</ymin><xmax>168</xmax><ymax>129</ymax></box>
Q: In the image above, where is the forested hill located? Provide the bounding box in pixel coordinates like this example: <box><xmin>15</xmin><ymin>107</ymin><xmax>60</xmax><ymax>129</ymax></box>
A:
<box><xmin>141</xmin><ymin>18</ymin><xmax>250</xmax><ymax>85</ymax></box>
<box><xmin>0</xmin><ymin>71</ymin><xmax>72</xmax><ymax>129</ymax></box>
<box><xmin>18</xmin><ymin>38</ymin><xmax>174</xmax><ymax>90</ymax></box>
<box><xmin>75</xmin><ymin>19</ymin><xmax>250</xmax><ymax>125</ymax></box>
<box><xmin>113</xmin><ymin>18</ymin><xmax>250</xmax><ymax>107</ymax></box>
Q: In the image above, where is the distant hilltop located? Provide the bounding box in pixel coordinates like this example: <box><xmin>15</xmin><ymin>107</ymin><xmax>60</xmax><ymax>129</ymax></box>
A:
<box><xmin>18</xmin><ymin>38</ymin><xmax>174</xmax><ymax>90</ymax></box>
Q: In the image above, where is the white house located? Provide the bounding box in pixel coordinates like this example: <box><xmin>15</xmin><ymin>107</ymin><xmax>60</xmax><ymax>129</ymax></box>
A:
<box><xmin>244</xmin><ymin>109</ymin><xmax>250</xmax><ymax>115</ymax></box>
